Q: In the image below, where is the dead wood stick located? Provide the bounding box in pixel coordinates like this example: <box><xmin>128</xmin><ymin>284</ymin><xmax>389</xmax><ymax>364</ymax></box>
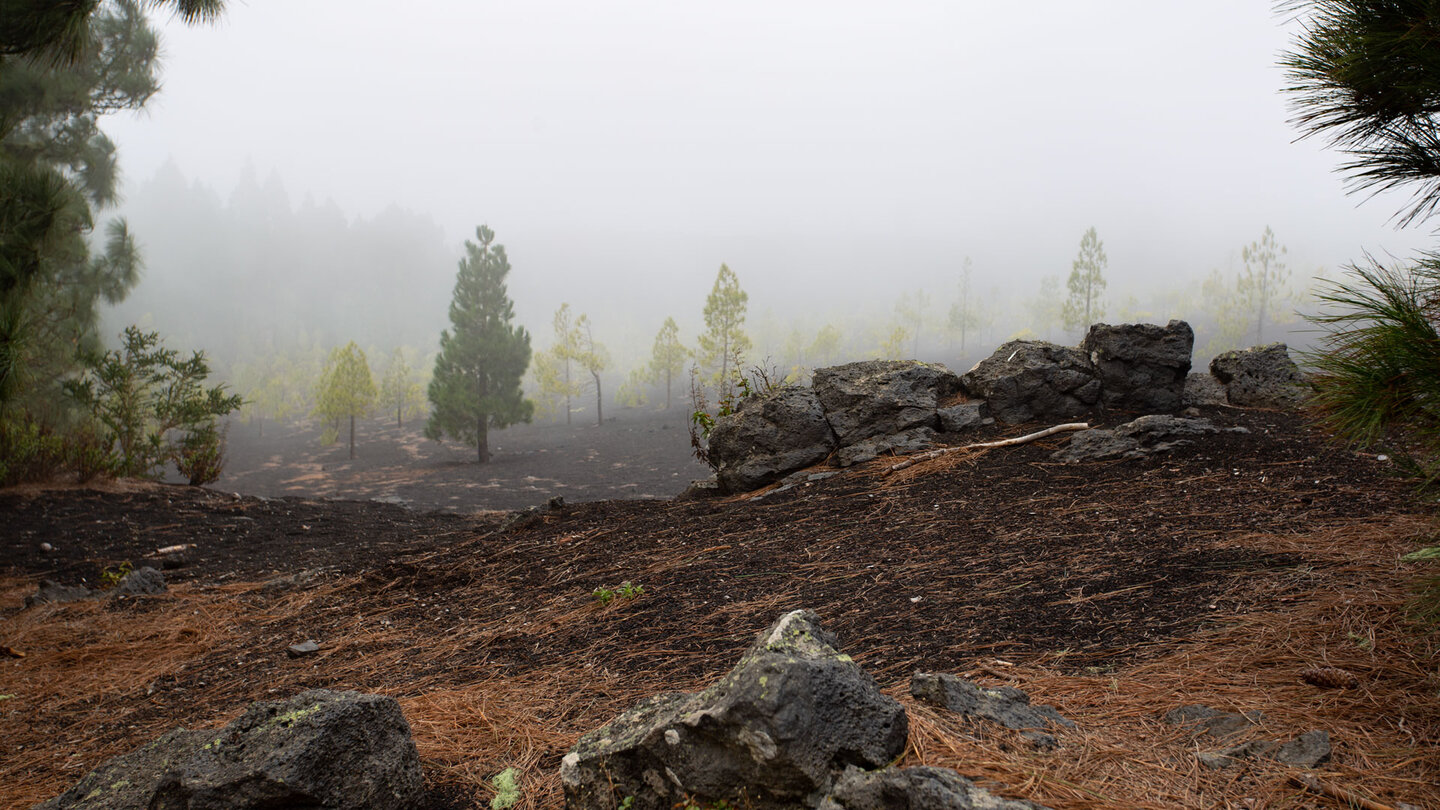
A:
<box><xmin>886</xmin><ymin>422</ymin><xmax>1091</xmax><ymax>473</ymax></box>
<box><xmin>1289</xmin><ymin>774</ymin><xmax>1398</xmax><ymax>810</ymax></box>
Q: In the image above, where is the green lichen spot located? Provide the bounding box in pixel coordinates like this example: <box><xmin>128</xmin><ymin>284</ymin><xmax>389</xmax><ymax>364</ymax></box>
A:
<box><xmin>203</xmin><ymin>737</ymin><xmax>223</xmax><ymax>750</ymax></box>
<box><xmin>271</xmin><ymin>703</ymin><xmax>324</xmax><ymax>728</ymax></box>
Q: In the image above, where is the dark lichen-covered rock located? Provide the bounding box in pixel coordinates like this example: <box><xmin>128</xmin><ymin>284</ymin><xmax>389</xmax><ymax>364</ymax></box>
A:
<box><xmin>819</xmin><ymin>765</ymin><xmax>1049</xmax><ymax>810</ymax></box>
<box><xmin>708</xmin><ymin>386</ymin><xmax>837</xmax><ymax>492</ymax></box>
<box><xmin>960</xmin><ymin>342</ymin><xmax>1100</xmax><ymax>424</ymax></box>
<box><xmin>813</xmin><ymin>360</ymin><xmax>962</xmax><ymax>446</ymax></box>
<box><xmin>834</xmin><ymin>427</ymin><xmax>936</xmax><ymax>468</ymax></box>
<box><xmin>911</xmin><ymin>673</ymin><xmax>1074</xmax><ymax>741</ymax></box>
<box><xmin>38</xmin><ymin>690</ymin><xmax>424</xmax><ymax>810</ymax></box>
<box><xmin>1052</xmin><ymin>415</ymin><xmax>1241</xmax><ymax>463</ymax></box>
<box><xmin>1081</xmin><ymin>320</ymin><xmax>1194</xmax><ymax>413</ymax></box>
<box><xmin>1209</xmin><ymin>344</ymin><xmax>1311</xmax><ymax>409</ymax></box>
<box><xmin>560</xmin><ymin>610</ymin><xmax>909</xmax><ymax>810</ymax></box>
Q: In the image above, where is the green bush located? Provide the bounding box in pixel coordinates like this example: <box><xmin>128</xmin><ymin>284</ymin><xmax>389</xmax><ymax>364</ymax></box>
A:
<box><xmin>0</xmin><ymin>414</ymin><xmax>68</xmax><ymax>486</ymax></box>
<box><xmin>64</xmin><ymin>326</ymin><xmax>242</xmax><ymax>483</ymax></box>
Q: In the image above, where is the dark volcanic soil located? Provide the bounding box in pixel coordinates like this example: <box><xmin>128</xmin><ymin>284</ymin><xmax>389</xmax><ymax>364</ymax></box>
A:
<box><xmin>2</xmin><ymin>404</ymin><xmax>1433</xmax><ymax>809</ymax></box>
<box><xmin>1</xmin><ymin>405</ymin><xmax>1409</xmax><ymax>672</ymax></box>
<box><xmin>216</xmin><ymin>407</ymin><xmax>709</xmax><ymax>512</ymax></box>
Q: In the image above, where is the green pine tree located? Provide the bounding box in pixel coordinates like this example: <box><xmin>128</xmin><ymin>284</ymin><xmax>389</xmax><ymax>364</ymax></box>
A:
<box><xmin>379</xmin><ymin>347</ymin><xmax>424</xmax><ymax>428</ymax></box>
<box><xmin>1239</xmin><ymin>226</ymin><xmax>1292</xmax><ymax>345</ymax></box>
<box><xmin>646</xmin><ymin>316</ymin><xmax>687</xmax><ymax>410</ymax></box>
<box><xmin>425</xmin><ymin>225</ymin><xmax>533</xmax><ymax>463</ymax></box>
<box><xmin>315</xmin><ymin>342</ymin><xmax>375</xmax><ymax>459</ymax></box>
<box><xmin>1062</xmin><ymin>227</ymin><xmax>1107</xmax><ymax>333</ymax></box>
<box><xmin>696</xmin><ymin>263</ymin><xmax>752</xmax><ymax>399</ymax></box>
<box><xmin>1</xmin><ymin>1</ymin><xmax>222</xmax><ymax>414</ymax></box>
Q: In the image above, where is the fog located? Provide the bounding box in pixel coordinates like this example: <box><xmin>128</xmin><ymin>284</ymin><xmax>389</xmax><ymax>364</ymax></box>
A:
<box><xmin>100</xmin><ymin>1</ymin><xmax>1437</xmax><ymax>398</ymax></box>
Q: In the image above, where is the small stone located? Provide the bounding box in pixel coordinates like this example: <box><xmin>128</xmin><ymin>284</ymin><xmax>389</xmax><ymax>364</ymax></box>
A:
<box><xmin>287</xmin><ymin>640</ymin><xmax>320</xmax><ymax>658</ymax></box>
<box><xmin>39</xmin><ymin>542</ymin><xmax>53</xmax><ymax>553</ymax></box>
<box><xmin>111</xmin><ymin>567</ymin><xmax>166</xmax><ymax>598</ymax></box>
<box><xmin>1274</xmin><ymin>730</ymin><xmax>1331</xmax><ymax>768</ymax></box>
<box><xmin>1198</xmin><ymin>740</ymin><xmax>1278</xmax><ymax>770</ymax></box>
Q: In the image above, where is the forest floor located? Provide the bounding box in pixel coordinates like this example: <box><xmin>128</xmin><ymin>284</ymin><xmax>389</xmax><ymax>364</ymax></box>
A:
<box><xmin>2</xmin><ymin>404</ymin><xmax>1440</xmax><ymax>809</ymax></box>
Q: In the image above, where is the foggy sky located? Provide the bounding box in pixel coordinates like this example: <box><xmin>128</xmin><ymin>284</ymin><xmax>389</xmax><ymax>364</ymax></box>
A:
<box><xmin>104</xmin><ymin>1</ymin><xmax>1436</xmax><ymax>359</ymax></box>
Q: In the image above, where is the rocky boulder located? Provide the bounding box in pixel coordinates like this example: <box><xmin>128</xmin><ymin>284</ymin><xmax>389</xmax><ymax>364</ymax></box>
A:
<box><xmin>1052</xmin><ymin>415</ymin><xmax>1245</xmax><ymax>463</ymax></box>
<box><xmin>1209</xmin><ymin>344</ymin><xmax>1311</xmax><ymax>409</ymax></box>
<box><xmin>1080</xmin><ymin>321</ymin><xmax>1193</xmax><ymax>413</ymax></box>
<box><xmin>819</xmin><ymin>765</ymin><xmax>1046</xmax><ymax>810</ymax></box>
<box><xmin>961</xmin><ymin>342</ymin><xmax>1100</xmax><ymax>424</ymax></box>
<box><xmin>911</xmin><ymin>673</ymin><xmax>1073</xmax><ymax>750</ymax></box>
<box><xmin>708</xmin><ymin>387</ymin><xmax>837</xmax><ymax>492</ymax></box>
<box><xmin>813</xmin><ymin>361</ymin><xmax>962</xmax><ymax>447</ymax></box>
<box><xmin>560</xmin><ymin>610</ymin><xmax>909</xmax><ymax>810</ymax></box>
<box><xmin>39</xmin><ymin>689</ymin><xmax>424</xmax><ymax>810</ymax></box>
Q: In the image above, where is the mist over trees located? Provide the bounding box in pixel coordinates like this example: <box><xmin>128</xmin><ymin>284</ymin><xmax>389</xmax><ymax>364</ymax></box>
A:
<box><xmin>106</xmin><ymin>162</ymin><xmax>455</xmax><ymax>364</ymax></box>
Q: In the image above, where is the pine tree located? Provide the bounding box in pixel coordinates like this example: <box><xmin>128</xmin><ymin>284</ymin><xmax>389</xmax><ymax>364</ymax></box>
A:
<box><xmin>425</xmin><ymin>225</ymin><xmax>532</xmax><ymax>463</ymax></box>
<box><xmin>1062</xmin><ymin>227</ymin><xmax>1108</xmax><ymax>333</ymax></box>
<box><xmin>538</xmin><ymin>303</ymin><xmax>584</xmax><ymax>425</ymax></box>
<box><xmin>696</xmin><ymin>264</ymin><xmax>752</xmax><ymax>398</ymax></box>
<box><xmin>379</xmin><ymin>347</ymin><xmax>424</xmax><ymax>427</ymax></box>
<box><xmin>1239</xmin><ymin>226</ymin><xmax>1291</xmax><ymax>345</ymax></box>
<box><xmin>315</xmin><ymin>342</ymin><xmax>375</xmax><ymax>459</ymax></box>
<box><xmin>647</xmin><ymin>316</ymin><xmax>688</xmax><ymax>410</ymax></box>
<box><xmin>574</xmin><ymin>314</ymin><xmax>608</xmax><ymax>426</ymax></box>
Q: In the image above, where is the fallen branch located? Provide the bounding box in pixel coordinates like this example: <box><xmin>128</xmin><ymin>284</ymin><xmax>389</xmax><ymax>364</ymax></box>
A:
<box><xmin>1289</xmin><ymin>774</ymin><xmax>1398</xmax><ymax>810</ymax></box>
<box><xmin>886</xmin><ymin>422</ymin><xmax>1090</xmax><ymax>473</ymax></box>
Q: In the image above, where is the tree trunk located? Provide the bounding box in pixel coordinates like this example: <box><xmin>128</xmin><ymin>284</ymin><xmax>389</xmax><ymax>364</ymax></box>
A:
<box><xmin>396</xmin><ymin>400</ymin><xmax>402</xmax><ymax>428</ymax></box>
<box><xmin>477</xmin><ymin>416</ymin><xmax>489</xmax><ymax>463</ymax></box>
<box><xmin>258</xmin><ymin>416</ymin><xmax>264</xmax><ymax>439</ymax></box>
<box><xmin>564</xmin><ymin>356</ymin><xmax>572</xmax><ymax>426</ymax></box>
<box><xmin>349</xmin><ymin>414</ymin><xmax>356</xmax><ymax>459</ymax></box>
<box><xmin>593</xmin><ymin>371</ymin><xmax>603</xmax><ymax>426</ymax></box>
<box><xmin>665</xmin><ymin>366</ymin><xmax>671</xmax><ymax>410</ymax></box>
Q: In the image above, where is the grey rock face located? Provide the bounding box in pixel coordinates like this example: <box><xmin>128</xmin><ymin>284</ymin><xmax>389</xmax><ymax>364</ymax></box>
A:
<box><xmin>1081</xmin><ymin>321</ymin><xmax>1194</xmax><ymax>413</ymax></box>
<box><xmin>813</xmin><ymin>361</ymin><xmax>962</xmax><ymax>446</ymax></box>
<box><xmin>937</xmin><ymin>401</ymin><xmax>989</xmax><ymax>433</ymax></box>
<box><xmin>1182</xmin><ymin>372</ymin><xmax>1229</xmax><ymax>407</ymax></box>
<box><xmin>111</xmin><ymin>566</ymin><xmax>166</xmax><ymax>598</ymax></box>
<box><xmin>835</xmin><ymin>428</ymin><xmax>937</xmax><ymax>468</ymax></box>
<box><xmin>38</xmin><ymin>689</ymin><xmax>425</xmax><ymax>810</ymax></box>
<box><xmin>1209</xmin><ymin>344</ymin><xmax>1311</xmax><ymax>409</ymax></box>
<box><xmin>561</xmin><ymin>610</ymin><xmax>909</xmax><ymax>810</ymax></box>
<box><xmin>708</xmin><ymin>386</ymin><xmax>838</xmax><ymax>492</ymax></box>
<box><xmin>820</xmin><ymin>765</ymin><xmax>1048</xmax><ymax>810</ymax></box>
<box><xmin>961</xmin><ymin>342</ymin><xmax>1100</xmax><ymax>425</ymax></box>
<box><xmin>911</xmin><ymin>673</ymin><xmax>1073</xmax><ymax>747</ymax></box>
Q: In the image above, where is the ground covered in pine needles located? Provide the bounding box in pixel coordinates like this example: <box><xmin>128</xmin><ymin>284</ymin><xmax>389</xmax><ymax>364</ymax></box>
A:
<box><xmin>2</xmin><ymin>405</ymin><xmax>1439</xmax><ymax>809</ymax></box>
